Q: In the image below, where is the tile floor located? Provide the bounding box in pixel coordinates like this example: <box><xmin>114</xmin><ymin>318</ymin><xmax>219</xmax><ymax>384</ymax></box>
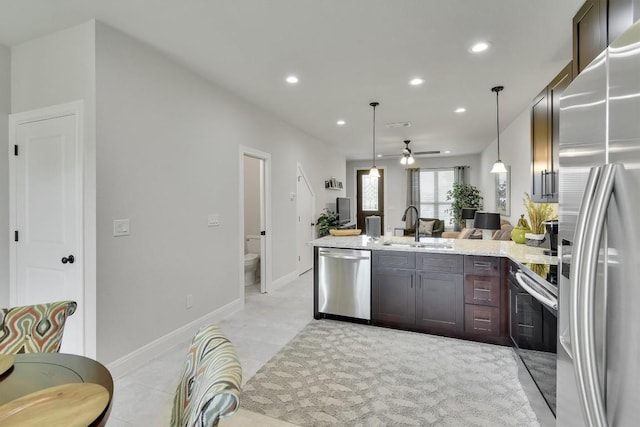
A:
<box><xmin>106</xmin><ymin>271</ymin><xmax>314</xmax><ymax>426</ymax></box>
<box><xmin>106</xmin><ymin>270</ymin><xmax>547</xmax><ymax>427</ymax></box>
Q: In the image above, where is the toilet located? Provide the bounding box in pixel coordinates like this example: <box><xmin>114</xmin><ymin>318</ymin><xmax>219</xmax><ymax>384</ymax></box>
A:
<box><xmin>244</xmin><ymin>235</ymin><xmax>261</xmax><ymax>286</ymax></box>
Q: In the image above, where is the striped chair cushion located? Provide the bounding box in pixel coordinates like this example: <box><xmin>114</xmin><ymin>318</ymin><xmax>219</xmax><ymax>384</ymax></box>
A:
<box><xmin>171</xmin><ymin>325</ymin><xmax>242</xmax><ymax>427</ymax></box>
<box><xmin>0</xmin><ymin>301</ymin><xmax>77</xmax><ymax>354</ymax></box>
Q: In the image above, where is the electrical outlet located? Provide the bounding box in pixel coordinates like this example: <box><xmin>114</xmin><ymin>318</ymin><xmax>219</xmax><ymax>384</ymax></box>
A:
<box><xmin>207</xmin><ymin>214</ymin><xmax>220</xmax><ymax>227</ymax></box>
<box><xmin>186</xmin><ymin>294</ymin><xmax>193</xmax><ymax>309</ymax></box>
<box><xmin>113</xmin><ymin>219</ymin><xmax>130</xmax><ymax>237</ymax></box>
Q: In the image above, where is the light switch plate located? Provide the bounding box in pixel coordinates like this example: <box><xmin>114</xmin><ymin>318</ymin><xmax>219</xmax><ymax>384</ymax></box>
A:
<box><xmin>208</xmin><ymin>214</ymin><xmax>220</xmax><ymax>227</ymax></box>
<box><xmin>113</xmin><ymin>219</ymin><xmax>130</xmax><ymax>237</ymax></box>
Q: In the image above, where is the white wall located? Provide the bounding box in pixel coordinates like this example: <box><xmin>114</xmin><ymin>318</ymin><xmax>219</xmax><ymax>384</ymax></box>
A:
<box><xmin>10</xmin><ymin>21</ymin><xmax>98</xmax><ymax>355</ymax></box>
<box><xmin>0</xmin><ymin>45</ymin><xmax>9</xmax><ymax>304</ymax></box>
<box><xmin>243</xmin><ymin>156</ymin><xmax>261</xmax><ymax>238</ymax></box>
<box><xmin>94</xmin><ymin>22</ymin><xmax>344</xmax><ymax>363</ymax></box>
<box><xmin>479</xmin><ymin>107</ymin><xmax>533</xmax><ymax>224</ymax></box>
<box><xmin>346</xmin><ymin>154</ymin><xmax>482</xmax><ymax>231</ymax></box>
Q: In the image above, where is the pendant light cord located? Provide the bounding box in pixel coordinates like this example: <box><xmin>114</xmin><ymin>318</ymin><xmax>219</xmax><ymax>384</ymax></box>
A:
<box><xmin>370</xmin><ymin>102</ymin><xmax>379</xmax><ymax>168</ymax></box>
<box><xmin>491</xmin><ymin>86</ymin><xmax>504</xmax><ymax>161</ymax></box>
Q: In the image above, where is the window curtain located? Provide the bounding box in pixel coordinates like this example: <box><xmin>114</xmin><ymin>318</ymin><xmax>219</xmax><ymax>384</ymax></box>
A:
<box><xmin>454</xmin><ymin>166</ymin><xmax>468</xmax><ymax>185</ymax></box>
<box><xmin>405</xmin><ymin>168</ymin><xmax>420</xmax><ymax>228</ymax></box>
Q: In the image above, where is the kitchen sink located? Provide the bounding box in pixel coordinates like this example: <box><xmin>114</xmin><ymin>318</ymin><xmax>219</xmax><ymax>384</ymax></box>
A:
<box><xmin>382</xmin><ymin>241</ymin><xmax>453</xmax><ymax>249</ymax></box>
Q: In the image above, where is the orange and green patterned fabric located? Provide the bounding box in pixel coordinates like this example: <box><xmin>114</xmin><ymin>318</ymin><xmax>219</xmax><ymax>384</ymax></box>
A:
<box><xmin>171</xmin><ymin>325</ymin><xmax>242</xmax><ymax>427</ymax></box>
<box><xmin>0</xmin><ymin>301</ymin><xmax>77</xmax><ymax>354</ymax></box>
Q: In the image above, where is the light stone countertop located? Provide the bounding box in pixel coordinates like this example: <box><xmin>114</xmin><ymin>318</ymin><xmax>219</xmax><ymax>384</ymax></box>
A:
<box><xmin>309</xmin><ymin>235</ymin><xmax>557</xmax><ymax>266</ymax></box>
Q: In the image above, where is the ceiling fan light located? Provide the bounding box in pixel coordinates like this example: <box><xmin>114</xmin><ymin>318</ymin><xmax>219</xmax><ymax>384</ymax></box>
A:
<box><xmin>407</xmin><ymin>156</ymin><xmax>415</xmax><ymax>165</ymax></box>
<box><xmin>490</xmin><ymin>159</ymin><xmax>507</xmax><ymax>174</ymax></box>
<box><xmin>400</xmin><ymin>156</ymin><xmax>408</xmax><ymax>165</ymax></box>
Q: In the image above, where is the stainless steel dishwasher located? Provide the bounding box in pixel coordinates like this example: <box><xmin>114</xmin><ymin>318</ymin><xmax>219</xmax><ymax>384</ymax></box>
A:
<box><xmin>317</xmin><ymin>247</ymin><xmax>371</xmax><ymax>320</ymax></box>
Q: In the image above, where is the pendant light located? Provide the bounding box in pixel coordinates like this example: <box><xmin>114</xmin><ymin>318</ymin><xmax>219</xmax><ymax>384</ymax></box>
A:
<box><xmin>369</xmin><ymin>102</ymin><xmax>380</xmax><ymax>178</ymax></box>
<box><xmin>490</xmin><ymin>85</ymin><xmax>507</xmax><ymax>174</ymax></box>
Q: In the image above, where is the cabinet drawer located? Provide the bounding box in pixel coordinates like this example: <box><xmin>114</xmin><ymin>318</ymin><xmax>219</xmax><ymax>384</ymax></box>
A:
<box><xmin>416</xmin><ymin>253</ymin><xmax>463</xmax><ymax>274</ymax></box>
<box><xmin>464</xmin><ymin>256</ymin><xmax>500</xmax><ymax>276</ymax></box>
<box><xmin>373</xmin><ymin>251</ymin><xmax>416</xmax><ymax>269</ymax></box>
<box><xmin>464</xmin><ymin>275</ymin><xmax>500</xmax><ymax>307</ymax></box>
<box><xmin>464</xmin><ymin>305</ymin><xmax>500</xmax><ymax>336</ymax></box>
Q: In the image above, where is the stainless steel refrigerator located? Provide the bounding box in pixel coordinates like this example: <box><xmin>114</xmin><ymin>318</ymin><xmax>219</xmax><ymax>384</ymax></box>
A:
<box><xmin>557</xmin><ymin>20</ymin><xmax>640</xmax><ymax>426</ymax></box>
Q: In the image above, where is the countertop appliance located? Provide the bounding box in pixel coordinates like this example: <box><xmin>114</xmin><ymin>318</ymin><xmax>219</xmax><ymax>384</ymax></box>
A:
<box><xmin>509</xmin><ymin>261</ymin><xmax>558</xmax><ymax>416</ymax></box>
<box><xmin>557</xmin><ymin>20</ymin><xmax>640</xmax><ymax>426</ymax></box>
<box><xmin>317</xmin><ymin>247</ymin><xmax>371</xmax><ymax>320</ymax></box>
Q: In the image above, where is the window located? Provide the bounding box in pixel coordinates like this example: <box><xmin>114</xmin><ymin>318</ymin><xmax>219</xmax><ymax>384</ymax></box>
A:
<box><xmin>361</xmin><ymin>174</ymin><xmax>379</xmax><ymax>211</ymax></box>
<box><xmin>419</xmin><ymin>169</ymin><xmax>454</xmax><ymax>227</ymax></box>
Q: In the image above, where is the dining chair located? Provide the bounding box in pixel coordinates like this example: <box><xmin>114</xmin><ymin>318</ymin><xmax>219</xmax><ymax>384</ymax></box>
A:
<box><xmin>171</xmin><ymin>325</ymin><xmax>242</xmax><ymax>427</ymax></box>
<box><xmin>0</xmin><ymin>300</ymin><xmax>77</xmax><ymax>354</ymax></box>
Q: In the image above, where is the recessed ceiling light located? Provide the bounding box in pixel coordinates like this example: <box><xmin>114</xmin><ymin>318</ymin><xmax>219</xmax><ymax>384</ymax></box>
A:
<box><xmin>470</xmin><ymin>42</ymin><xmax>490</xmax><ymax>53</ymax></box>
<box><xmin>285</xmin><ymin>75</ymin><xmax>299</xmax><ymax>84</ymax></box>
<box><xmin>444</xmin><ymin>150</ymin><xmax>451</xmax><ymax>154</ymax></box>
<box><xmin>377</xmin><ymin>154</ymin><xmax>383</xmax><ymax>158</ymax></box>
<box><xmin>336</xmin><ymin>120</ymin><xmax>346</xmax><ymax>126</ymax></box>
<box><xmin>454</xmin><ymin>107</ymin><xmax>466</xmax><ymax>113</ymax></box>
<box><xmin>409</xmin><ymin>77</ymin><xmax>425</xmax><ymax>86</ymax></box>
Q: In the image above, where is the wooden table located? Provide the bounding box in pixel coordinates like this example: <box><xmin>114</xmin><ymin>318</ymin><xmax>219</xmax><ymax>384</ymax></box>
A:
<box><xmin>0</xmin><ymin>353</ymin><xmax>113</xmax><ymax>426</ymax></box>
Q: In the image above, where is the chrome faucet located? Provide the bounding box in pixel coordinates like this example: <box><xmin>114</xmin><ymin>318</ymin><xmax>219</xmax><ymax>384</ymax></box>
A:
<box><xmin>402</xmin><ymin>205</ymin><xmax>420</xmax><ymax>242</ymax></box>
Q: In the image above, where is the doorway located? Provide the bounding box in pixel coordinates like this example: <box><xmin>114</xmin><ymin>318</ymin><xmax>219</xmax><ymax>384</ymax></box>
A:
<box><xmin>356</xmin><ymin>168</ymin><xmax>385</xmax><ymax>231</ymax></box>
<box><xmin>9</xmin><ymin>101</ymin><xmax>90</xmax><ymax>356</ymax></box>
<box><xmin>296</xmin><ymin>163</ymin><xmax>314</xmax><ymax>275</ymax></box>
<box><xmin>240</xmin><ymin>147</ymin><xmax>271</xmax><ymax>298</ymax></box>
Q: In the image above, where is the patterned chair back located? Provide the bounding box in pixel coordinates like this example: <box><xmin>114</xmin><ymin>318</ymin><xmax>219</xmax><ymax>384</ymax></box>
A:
<box><xmin>171</xmin><ymin>325</ymin><xmax>242</xmax><ymax>427</ymax></box>
<box><xmin>0</xmin><ymin>300</ymin><xmax>77</xmax><ymax>354</ymax></box>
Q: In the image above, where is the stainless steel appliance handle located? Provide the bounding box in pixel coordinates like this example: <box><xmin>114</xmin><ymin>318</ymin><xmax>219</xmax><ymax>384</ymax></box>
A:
<box><xmin>318</xmin><ymin>253</ymin><xmax>370</xmax><ymax>261</ymax></box>
<box><xmin>574</xmin><ymin>163</ymin><xmax>617</xmax><ymax>427</ymax></box>
<box><xmin>515</xmin><ymin>271</ymin><xmax>557</xmax><ymax>311</ymax></box>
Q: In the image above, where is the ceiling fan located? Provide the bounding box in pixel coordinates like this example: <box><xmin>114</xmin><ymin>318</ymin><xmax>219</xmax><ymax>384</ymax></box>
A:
<box><xmin>377</xmin><ymin>140</ymin><xmax>440</xmax><ymax>164</ymax></box>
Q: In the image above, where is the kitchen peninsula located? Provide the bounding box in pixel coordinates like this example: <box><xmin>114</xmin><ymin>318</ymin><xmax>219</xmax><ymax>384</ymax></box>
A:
<box><xmin>310</xmin><ymin>235</ymin><xmax>557</xmax><ymax>346</ymax></box>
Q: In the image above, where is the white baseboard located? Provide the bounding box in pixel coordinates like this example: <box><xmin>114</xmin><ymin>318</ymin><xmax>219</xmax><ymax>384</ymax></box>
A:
<box><xmin>270</xmin><ymin>270</ymin><xmax>298</xmax><ymax>291</ymax></box>
<box><xmin>107</xmin><ymin>298</ymin><xmax>243</xmax><ymax>379</ymax></box>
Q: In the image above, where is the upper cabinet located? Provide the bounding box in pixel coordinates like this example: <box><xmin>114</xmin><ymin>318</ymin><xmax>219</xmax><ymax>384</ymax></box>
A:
<box><xmin>531</xmin><ymin>62</ymin><xmax>573</xmax><ymax>203</ymax></box>
<box><xmin>573</xmin><ymin>0</ymin><xmax>640</xmax><ymax>77</ymax></box>
<box><xmin>573</xmin><ymin>0</ymin><xmax>607</xmax><ymax>76</ymax></box>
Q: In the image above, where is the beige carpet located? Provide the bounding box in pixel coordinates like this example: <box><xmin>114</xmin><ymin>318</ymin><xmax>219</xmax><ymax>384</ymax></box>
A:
<box><xmin>242</xmin><ymin>319</ymin><xmax>539</xmax><ymax>426</ymax></box>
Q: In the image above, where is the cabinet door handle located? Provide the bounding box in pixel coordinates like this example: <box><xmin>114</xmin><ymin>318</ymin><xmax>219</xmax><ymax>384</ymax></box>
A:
<box><xmin>474</xmin><ymin>261</ymin><xmax>492</xmax><ymax>269</ymax></box>
<box><xmin>410</xmin><ymin>275</ymin><xmax>413</xmax><ymax>289</ymax></box>
<box><xmin>541</xmin><ymin>170</ymin><xmax>547</xmax><ymax>196</ymax></box>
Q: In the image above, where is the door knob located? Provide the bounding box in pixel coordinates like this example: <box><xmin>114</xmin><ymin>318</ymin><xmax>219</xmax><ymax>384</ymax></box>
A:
<box><xmin>61</xmin><ymin>255</ymin><xmax>75</xmax><ymax>264</ymax></box>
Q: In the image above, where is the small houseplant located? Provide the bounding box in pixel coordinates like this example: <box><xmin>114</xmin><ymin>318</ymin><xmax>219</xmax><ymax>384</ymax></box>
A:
<box><xmin>316</xmin><ymin>209</ymin><xmax>337</xmax><ymax>237</ymax></box>
<box><xmin>523</xmin><ymin>193</ymin><xmax>555</xmax><ymax>234</ymax></box>
<box><xmin>446</xmin><ymin>183</ymin><xmax>483</xmax><ymax>230</ymax></box>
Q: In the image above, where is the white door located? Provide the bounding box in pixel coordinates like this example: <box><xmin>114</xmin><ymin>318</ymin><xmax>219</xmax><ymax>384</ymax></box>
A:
<box><xmin>296</xmin><ymin>165</ymin><xmax>314</xmax><ymax>274</ymax></box>
<box><xmin>10</xmin><ymin>111</ymin><xmax>84</xmax><ymax>355</ymax></box>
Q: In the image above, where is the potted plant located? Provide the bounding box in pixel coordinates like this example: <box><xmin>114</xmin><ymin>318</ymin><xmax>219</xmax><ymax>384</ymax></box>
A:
<box><xmin>316</xmin><ymin>209</ymin><xmax>337</xmax><ymax>237</ymax></box>
<box><xmin>523</xmin><ymin>193</ymin><xmax>555</xmax><ymax>246</ymax></box>
<box><xmin>446</xmin><ymin>183</ymin><xmax>483</xmax><ymax>231</ymax></box>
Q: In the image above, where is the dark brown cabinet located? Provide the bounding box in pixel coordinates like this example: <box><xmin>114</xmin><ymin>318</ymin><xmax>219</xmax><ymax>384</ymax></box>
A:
<box><xmin>573</xmin><ymin>0</ymin><xmax>640</xmax><ymax>78</ymax></box>
<box><xmin>415</xmin><ymin>272</ymin><xmax>464</xmax><ymax>333</ymax></box>
<box><xmin>531</xmin><ymin>62</ymin><xmax>573</xmax><ymax>203</ymax></box>
<box><xmin>573</xmin><ymin>0</ymin><xmax>607</xmax><ymax>76</ymax></box>
<box><xmin>372</xmin><ymin>251</ymin><xmax>509</xmax><ymax>344</ymax></box>
<box><xmin>463</xmin><ymin>256</ymin><xmax>509</xmax><ymax>343</ymax></box>
<box><xmin>372</xmin><ymin>251</ymin><xmax>464</xmax><ymax>334</ymax></box>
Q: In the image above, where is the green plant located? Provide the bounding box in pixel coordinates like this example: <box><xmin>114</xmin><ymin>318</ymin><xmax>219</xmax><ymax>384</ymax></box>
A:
<box><xmin>446</xmin><ymin>183</ymin><xmax>483</xmax><ymax>226</ymax></box>
<box><xmin>316</xmin><ymin>209</ymin><xmax>338</xmax><ymax>237</ymax></box>
<box><xmin>523</xmin><ymin>193</ymin><xmax>555</xmax><ymax>234</ymax></box>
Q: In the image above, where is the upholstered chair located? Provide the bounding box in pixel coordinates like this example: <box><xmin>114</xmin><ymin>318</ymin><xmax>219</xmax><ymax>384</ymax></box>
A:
<box><xmin>0</xmin><ymin>300</ymin><xmax>77</xmax><ymax>354</ymax></box>
<box><xmin>171</xmin><ymin>325</ymin><xmax>242</xmax><ymax>427</ymax></box>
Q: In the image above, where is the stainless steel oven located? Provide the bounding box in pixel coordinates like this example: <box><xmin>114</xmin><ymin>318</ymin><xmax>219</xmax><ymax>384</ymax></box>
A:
<box><xmin>509</xmin><ymin>261</ymin><xmax>558</xmax><ymax>416</ymax></box>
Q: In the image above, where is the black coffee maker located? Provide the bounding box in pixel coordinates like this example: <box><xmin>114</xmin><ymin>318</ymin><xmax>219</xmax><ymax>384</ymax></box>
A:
<box><xmin>543</xmin><ymin>220</ymin><xmax>558</xmax><ymax>256</ymax></box>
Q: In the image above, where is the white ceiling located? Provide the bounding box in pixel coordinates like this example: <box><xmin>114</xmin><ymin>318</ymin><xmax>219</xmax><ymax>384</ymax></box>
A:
<box><xmin>0</xmin><ymin>0</ymin><xmax>584</xmax><ymax>160</ymax></box>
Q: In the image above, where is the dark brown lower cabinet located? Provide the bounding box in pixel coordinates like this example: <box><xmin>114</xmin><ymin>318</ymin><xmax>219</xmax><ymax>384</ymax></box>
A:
<box><xmin>371</xmin><ymin>250</ymin><xmax>509</xmax><ymax>345</ymax></box>
<box><xmin>416</xmin><ymin>272</ymin><xmax>464</xmax><ymax>333</ymax></box>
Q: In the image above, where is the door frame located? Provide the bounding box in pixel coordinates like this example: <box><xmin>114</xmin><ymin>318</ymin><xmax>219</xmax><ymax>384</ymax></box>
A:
<box><xmin>296</xmin><ymin>162</ymin><xmax>315</xmax><ymax>275</ymax></box>
<box><xmin>8</xmin><ymin>100</ymin><xmax>95</xmax><ymax>357</ymax></box>
<box><xmin>239</xmin><ymin>146</ymin><xmax>272</xmax><ymax>297</ymax></box>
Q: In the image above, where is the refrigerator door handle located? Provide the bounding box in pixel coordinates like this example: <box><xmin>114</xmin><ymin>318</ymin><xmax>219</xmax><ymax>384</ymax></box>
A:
<box><xmin>573</xmin><ymin>163</ymin><xmax>617</xmax><ymax>427</ymax></box>
<box><xmin>567</xmin><ymin>166</ymin><xmax>602</xmax><ymax>356</ymax></box>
